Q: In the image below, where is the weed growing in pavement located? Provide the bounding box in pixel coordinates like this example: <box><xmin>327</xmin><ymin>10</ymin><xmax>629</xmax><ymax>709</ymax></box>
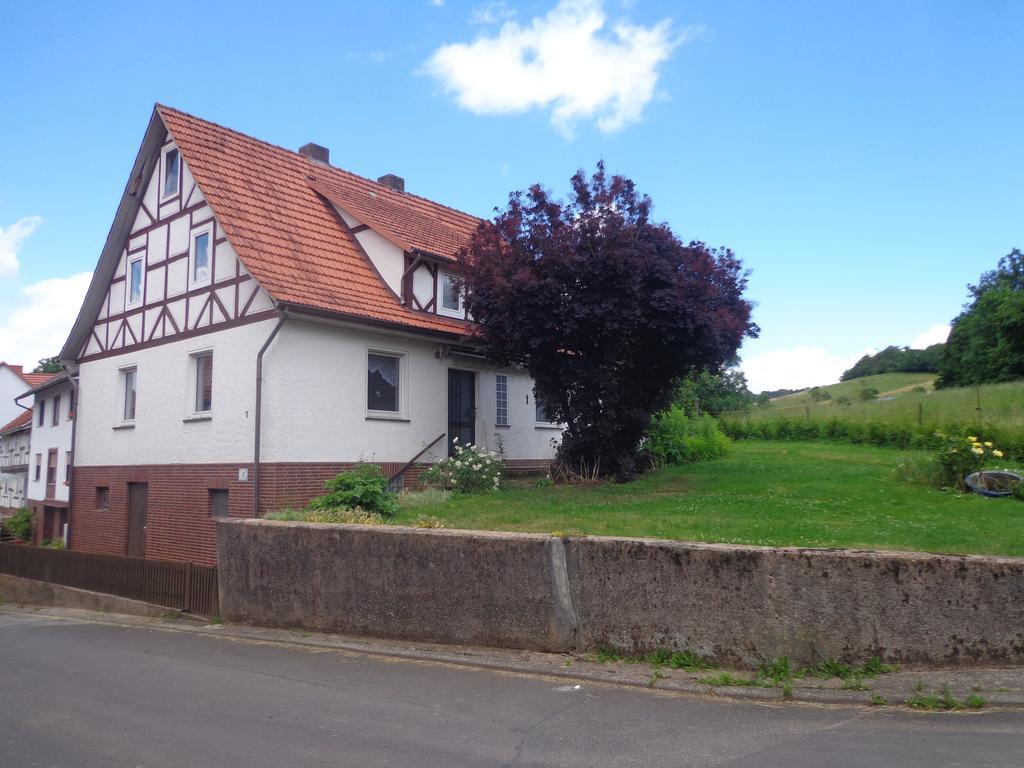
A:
<box><xmin>869</xmin><ymin>694</ymin><xmax>888</xmax><ymax>706</ymax></box>
<box><xmin>906</xmin><ymin>683</ymin><xmax>986</xmax><ymax>711</ymax></box>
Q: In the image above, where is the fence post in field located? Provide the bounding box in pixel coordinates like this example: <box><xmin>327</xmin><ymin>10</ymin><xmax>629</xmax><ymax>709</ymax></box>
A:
<box><xmin>805</xmin><ymin>405</ymin><xmax>810</xmax><ymax>421</ymax></box>
<box><xmin>976</xmin><ymin>387</ymin><xmax>982</xmax><ymax>414</ymax></box>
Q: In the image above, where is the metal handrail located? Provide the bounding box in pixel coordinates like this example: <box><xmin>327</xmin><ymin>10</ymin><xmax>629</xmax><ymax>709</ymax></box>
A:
<box><xmin>389</xmin><ymin>433</ymin><xmax>446</xmax><ymax>483</ymax></box>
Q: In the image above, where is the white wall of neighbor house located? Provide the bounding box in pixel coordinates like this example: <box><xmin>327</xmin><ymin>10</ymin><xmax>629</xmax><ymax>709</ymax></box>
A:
<box><xmin>0</xmin><ymin>366</ymin><xmax>28</xmax><ymax>427</ymax></box>
<box><xmin>75</xmin><ymin>319</ymin><xmax>277</xmax><ymax>467</ymax></box>
<box><xmin>26</xmin><ymin>381</ymin><xmax>75</xmax><ymax>504</ymax></box>
<box><xmin>260</xmin><ymin>319</ymin><xmax>560</xmax><ymax>464</ymax></box>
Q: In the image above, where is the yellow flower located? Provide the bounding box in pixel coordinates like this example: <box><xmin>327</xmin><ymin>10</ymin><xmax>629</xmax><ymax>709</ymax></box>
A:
<box><xmin>971</xmin><ymin>446</ymin><xmax>984</xmax><ymax>455</ymax></box>
<box><xmin>984</xmin><ymin>441</ymin><xmax>993</xmax><ymax>448</ymax></box>
<box><xmin>993</xmin><ymin>450</ymin><xmax>1004</xmax><ymax>458</ymax></box>
<box><xmin>967</xmin><ymin>436</ymin><xmax>978</xmax><ymax>443</ymax></box>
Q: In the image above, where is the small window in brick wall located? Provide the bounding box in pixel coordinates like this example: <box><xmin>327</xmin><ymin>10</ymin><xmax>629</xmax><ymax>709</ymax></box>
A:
<box><xmin>96</xmin><ymin>487</ymin><xmax>109</xmax><ymax>510</ymax></box>
<box><xmin>210</xmin><ymin>489</ymin><xmax>229</xmax><ymax>518</ymax></box>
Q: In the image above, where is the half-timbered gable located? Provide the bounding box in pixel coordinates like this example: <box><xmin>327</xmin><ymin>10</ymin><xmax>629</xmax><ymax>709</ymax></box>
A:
<box><xmin>79</xmin><ymin>137</ymin><xmax>274</xmax><ymax>361</ymax></box>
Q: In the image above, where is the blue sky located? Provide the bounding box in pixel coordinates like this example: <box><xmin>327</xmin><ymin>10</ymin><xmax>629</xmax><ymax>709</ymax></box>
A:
<box><xmin>1</xmin><ymin>0</ymin><xmax>1021</xmax><ymax>391</ymax></box>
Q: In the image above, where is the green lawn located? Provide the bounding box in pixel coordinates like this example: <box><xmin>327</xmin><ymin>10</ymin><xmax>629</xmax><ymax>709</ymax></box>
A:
<box><xmin>394</xmin><ymin>441</ymin><xmax>1024</xmax><ymax>557</ymax></box>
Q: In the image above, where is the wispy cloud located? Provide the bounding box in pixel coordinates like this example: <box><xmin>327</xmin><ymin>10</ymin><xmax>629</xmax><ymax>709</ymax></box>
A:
<box><xmin>0</xmin><ymin>216</ymin><xmax>43</xmax><ymax>277</ymax></box>
<box><xmin>470</xmin><ymin>1</ymin><xmax>517</xmax><ymax>25</ymax></box>
<box><xmin>344</xmin><ymin>50</ymin><xmax>393</xmax><ymax>65</ymax></box>
<box><xmin>0</xmin><ymin>272</ymin><xmax>92</xmax><ymax>365</ymax></box>
<box><xmin>429</xmin><ymin>0</ymin><xmax>444</xmax><ymax>6</ymax></box>
<box><xmin>423</xmin><ymin>0</ymin><xmax>693</xmax><ymax>138</ymax></box>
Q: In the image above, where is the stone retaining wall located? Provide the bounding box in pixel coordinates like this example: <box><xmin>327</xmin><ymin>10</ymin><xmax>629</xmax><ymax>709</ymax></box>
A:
<box><xmin>217</xmin><ymin>520</ymin><xmax>1024</xmax><ymax>666</ymax></box>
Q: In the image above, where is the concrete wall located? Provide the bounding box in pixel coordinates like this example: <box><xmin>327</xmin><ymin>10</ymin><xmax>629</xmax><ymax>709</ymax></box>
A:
<box><xmin>218</xmin><ymin>520</ymin><xmax>1024</xmax><ymax>667</ymax></box>
<box><xmin>0</xmin><ymin>573</ymin><xmax>180</xmax><ymax>618</ymax></box>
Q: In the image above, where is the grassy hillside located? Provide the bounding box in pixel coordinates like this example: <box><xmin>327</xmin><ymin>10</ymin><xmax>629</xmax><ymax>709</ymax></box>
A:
<box><xmin>768</xmin><ymin>372</ymin><xmax>936</xmax><ymax>409</ymax></box>
<box><xmin>722</xmin><ymin>377</ymin><xmax>1024</xmax><ymax>458</ymax></box>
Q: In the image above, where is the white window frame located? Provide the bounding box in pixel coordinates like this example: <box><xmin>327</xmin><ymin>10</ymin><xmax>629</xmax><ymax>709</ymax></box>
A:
<box><xmin>118</xmin><ymin>365</ymin><xmax>138</xmax><ymax>424</ymax></box>
<box><xmin>534</xmin><ymin>391</ymin><xmax>558</xmax><ymax>427</ymax></box>
<box><xmin>189</xmin><ymin>223</ymin><xmax>214</xmax><ymax>289</ymax></box>
<box><xmin>161</xmin><ymin>144</ymin><xmax>180</xmax><ymax>201</ymax></box>
<box><xmin>437</xmin><ymin>272</ymin><xmax>465</xmax><ymax>319</ymax></box>
<box><xmin>495</xmin><ymin>374</ymin><xmax>509</xmax><ymax>427</ymax></box>
<box><xmin>126</xmin><ymin>254</ymin><xmax>145</xmax><ymax>309</ymax></box>
<box><xmin>187</xmin><ymin>349</ymin><xmax>214</xmax><ymax>418</ymax></box>
<box><xmin>366</xmin><ymin>348</ymin><xmax>408</xmax><ymax>420</ymax></box>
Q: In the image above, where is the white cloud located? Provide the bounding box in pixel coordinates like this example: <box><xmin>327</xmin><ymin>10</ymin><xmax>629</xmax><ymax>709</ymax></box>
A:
<box><xmin>910</xmin><ymin>324</ymin><xmax>950</xmax><ymax>349</ymax></box>
<box><xmin>471</xmin><ymin>1</ymin><xmax>517</xmax><ymax>24</ymax></box>
<box><xmin>0</xmin><ymin>272</ymin><xmax>92</xmax><ymax>367</ymax></box>
<box><xmin>423</xmin><ymin>0</ymin><xmax>691</xmax><ymax>138</ymax></box>
<box><xmin>430</xmin><ymin>0</ymin><xmax>444</xmax><ymax>6</ymax></box>
<box><xmin>741</xmin><ymin>346</ymin><xmax>862</xmax><ymax>394</ymax></box>
<box><xmin>0</xmin><ymin>216</ymin><xmax>43</xmax><ymax>277</ymax></box>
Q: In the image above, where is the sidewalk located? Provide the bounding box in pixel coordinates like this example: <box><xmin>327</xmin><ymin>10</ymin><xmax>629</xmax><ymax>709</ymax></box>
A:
<box><xmin>3</xmin><ymin>603</ymin><xmax>1022</xmax><ymax>711</ymax></box>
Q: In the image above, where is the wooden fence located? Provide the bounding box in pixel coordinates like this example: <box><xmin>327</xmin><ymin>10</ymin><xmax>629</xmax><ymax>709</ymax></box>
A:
<box><xmin>0</xmin><ymin>543</ymin><xmax>218</xmax><ymax>617</ymax></box>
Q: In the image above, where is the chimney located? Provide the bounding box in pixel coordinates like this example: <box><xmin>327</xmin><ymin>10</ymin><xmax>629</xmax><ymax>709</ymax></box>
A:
<box><xmin>298</xmin><ymin>143</ymin><xmax>330</xmax><ymax>164</ymax></box>
<box><xmin>377</xmin><ymin>173</ymin><xmax>405</xmax><ymax>193</ymax></box>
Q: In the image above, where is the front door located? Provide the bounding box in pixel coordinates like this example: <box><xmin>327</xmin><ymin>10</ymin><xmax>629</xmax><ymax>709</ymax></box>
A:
<box><xmin>447</xmin><ymin>369</ymin><xmax>476</xmax><ymax>456</ymax></box>
<box><xmin>127</xmin><ymin>483</ymin><xmax>148</xmax><ymax>558</ymax></box>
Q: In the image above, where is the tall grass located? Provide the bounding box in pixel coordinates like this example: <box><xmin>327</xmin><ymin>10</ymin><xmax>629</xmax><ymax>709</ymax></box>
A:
<box><xmin>721</xmin><ymin>379</ymin><xmax>1024</xmax><ymax>459</ymax></box>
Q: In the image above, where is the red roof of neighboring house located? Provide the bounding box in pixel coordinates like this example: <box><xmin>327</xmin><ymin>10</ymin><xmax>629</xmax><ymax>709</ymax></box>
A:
<box><xmin>157</xmin><ymin>105</ymin><xmax>477</xmax><ymax>338</ymax></box>
<box><xmin>0</xmin><ymin>362</ymin><xmax>56</xmax><ymax>389</ymax></box>
<box><xmin>0</xmin><ymin>409</ymin><xmax>32</xmax><ymax>436</ymax></box>
<box><xmin>21</xmin><ymin>372</ymin><xmax>56</xmax><ymax>388</ymax></box>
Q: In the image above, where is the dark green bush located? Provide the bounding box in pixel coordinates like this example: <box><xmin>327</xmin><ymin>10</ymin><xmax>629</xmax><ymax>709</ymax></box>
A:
<box><xmin>308</xmin><ymin>465</ymin><xmax>398</xmax><ymax>517</ymax></box>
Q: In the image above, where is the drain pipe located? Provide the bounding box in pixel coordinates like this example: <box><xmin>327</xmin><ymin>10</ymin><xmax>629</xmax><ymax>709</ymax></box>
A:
<box><xmin>62</xmin><ymin>365</ymin><xmax>79</xmax><ymax>549</ymax></box>
<box><xmin>253</xmin><ymin>310</ymin><xmax>287</xmax><ymax>518</ymax></box>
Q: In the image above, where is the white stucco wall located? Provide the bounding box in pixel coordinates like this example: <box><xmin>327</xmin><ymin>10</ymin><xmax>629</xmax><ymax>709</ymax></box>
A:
<box><xmin>260</xmin><ymin>319</ymin><xmax>559</xmax><ymax>464</ymax></box>
<box><xmin>0</xmin><ymin>366</ymin><xmax>29</xmax><ymax>427</ymax></box>
<box><xmin>75</xmin><ymin>319</ymin><xmax>277</xmax><ymax>467</ymax></box>
<box><xmin>26</xmin><ymin>380</ymin><xmax>75</xmax><ymax>504</ymax></box>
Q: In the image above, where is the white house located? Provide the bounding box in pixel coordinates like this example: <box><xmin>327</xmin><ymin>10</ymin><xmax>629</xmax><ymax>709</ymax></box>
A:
<box><xmin>59</xmin><ymin>105</ymin><xmax>560</xmax><ymax>564</ymax></box>
<box><xmin>0</xmin><ymin>409</ymin><xmax>33</xmax><ymax>516</ymax></box>
<box><xmin>19</xmin><ymin>373</ymin><xmax>76</xmax><ymax>544</ymax></box>
<box><xmin>0</xmin><ymin>363</ymin><xmax>53</xmax><ymax>427</ymax></box>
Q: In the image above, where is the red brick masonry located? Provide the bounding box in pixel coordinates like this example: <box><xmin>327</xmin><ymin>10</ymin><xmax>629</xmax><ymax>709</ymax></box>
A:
<box><xmin>71</xmin><ymin>459</ymin><xmax>550</xmax><ymax>565</ymax></box>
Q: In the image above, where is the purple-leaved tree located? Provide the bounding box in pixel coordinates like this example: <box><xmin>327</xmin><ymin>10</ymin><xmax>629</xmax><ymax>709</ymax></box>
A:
<box><xmin>460</xmin><ymin>163</ymin><xmax>758</xmax><ymax>481</ymax></box>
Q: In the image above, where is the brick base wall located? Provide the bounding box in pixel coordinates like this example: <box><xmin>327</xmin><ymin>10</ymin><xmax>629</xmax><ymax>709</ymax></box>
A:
<box><xmin>70</xmin><ymin>461</ymin><xmax>434</xmax><ymax>565</ymax></box>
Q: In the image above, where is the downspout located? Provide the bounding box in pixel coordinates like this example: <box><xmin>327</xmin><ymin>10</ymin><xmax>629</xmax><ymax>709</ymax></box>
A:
<box><xmin>62</xmin><ymin>366</ymin><xmax>79</xmax><ymax>549</ymax></box>
<box><xmin>253</xmin><ymin>310</ymin><xmax>287</xmax><ymax>518</ymax></box>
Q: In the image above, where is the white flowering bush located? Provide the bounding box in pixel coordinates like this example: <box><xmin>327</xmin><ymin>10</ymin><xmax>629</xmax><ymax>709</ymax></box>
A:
<box><xmin>423</xmin><ymin>438</ymin><xmax>504</xmax><ymax>493</ymax></box>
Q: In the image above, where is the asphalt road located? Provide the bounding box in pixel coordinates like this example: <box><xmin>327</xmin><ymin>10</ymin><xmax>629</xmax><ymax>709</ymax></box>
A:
<box><xmin>0</xmin><ymin>611</ymin><xmax>1021</xmax><ymax>768</ymax></box>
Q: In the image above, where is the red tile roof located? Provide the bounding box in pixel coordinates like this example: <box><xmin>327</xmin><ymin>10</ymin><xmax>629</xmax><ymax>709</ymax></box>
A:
<box><xmin>0</xmin><ymin>362</ymin><xmax>56</xmax><ymax>389</ymax></box>
<box><xmin>0</xmin><ymin>409</ymin><xmax>32</xmax><ymax>436</ymax></box>
<box><xmin>21</xmin><ymin>372</ymin><xmax>56</xmax><ymax>388</ymax></box>
<box><xmin>157</xmin><ymin>105</ymin><xmax>478</xmax><ymax>338</ymax></box>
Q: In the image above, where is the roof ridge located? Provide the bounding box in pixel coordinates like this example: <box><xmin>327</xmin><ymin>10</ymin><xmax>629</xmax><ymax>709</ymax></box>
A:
<box><xmin>155</xmin><ymin>103</ymin><xmax>484</xmax><ymax>226</ymax></box>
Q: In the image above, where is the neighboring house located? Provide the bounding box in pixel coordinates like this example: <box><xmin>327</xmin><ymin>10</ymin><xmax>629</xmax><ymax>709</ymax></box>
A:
<box><xmin>0</xmin><ymin>409</ymin><xmax>33</xmax><ymax>516</ymax></box>
<box><xmin>0</xmin><ymin>363</ymin><xmax>53</xmax><ymax>427</ymax></box>
<box><xmin>59</xmin><ymin>105</ymin><xmax>560</xmax><ymax>564</ymax></box>
<box><xmin>20</xmin><ymin>372</ymin><xmax>76</xmax><ymax>545</ymax></box>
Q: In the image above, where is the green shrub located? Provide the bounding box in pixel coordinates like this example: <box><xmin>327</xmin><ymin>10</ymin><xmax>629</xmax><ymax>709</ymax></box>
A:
<box><xmin>308</xmin><ymin>464</ymin><xmax>398</xmax><ymax>517</ymax></box>
<box><xmin>411</xmin><ymin>514</ymin><xmax>448</xmax><ymax>529</ymax></box>
<box><xmin>645</xmin><ymin>411</ymin><xmax>731</xmax><ymax>467</ymax></box>
<box><xmin>422</xmin><ymin>439</ymin><xmax>504</xmax><ymax>493</ymax></box>
<box><xmin>858</xmin><ymin>387</ymin><xmax>880</xmax><ymax>401</ymax></box>
<box><xmin>2</xmin><ymin>508</ymin><xmax>33</xmax><ymax>542</ymax></box>
<box><xmin>935</xmin><ymin>433</ymin><xmax>1004</xmax><ymax>491</ymax></box>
